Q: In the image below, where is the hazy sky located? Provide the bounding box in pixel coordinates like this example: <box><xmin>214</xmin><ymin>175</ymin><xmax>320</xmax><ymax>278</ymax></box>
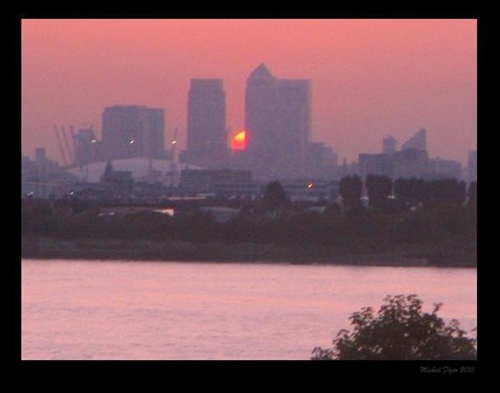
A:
<box><xmin>21</xmin><ymin>18</ymin><xmax>477</xmax><ymax>165</ymax></box>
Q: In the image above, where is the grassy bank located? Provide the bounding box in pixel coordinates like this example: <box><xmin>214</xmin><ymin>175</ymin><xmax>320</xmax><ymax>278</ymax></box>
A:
<box><xmin>21</xmin><ymin>236</ymin><xmax>476</xmax><ymax>267</ymax></box>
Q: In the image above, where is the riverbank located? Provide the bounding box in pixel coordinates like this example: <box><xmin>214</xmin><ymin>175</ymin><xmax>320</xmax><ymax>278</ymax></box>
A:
<box><xmin>21</xmin><ymin>236</ymin><xmax>477</xmax><ymax>268</ymax></box>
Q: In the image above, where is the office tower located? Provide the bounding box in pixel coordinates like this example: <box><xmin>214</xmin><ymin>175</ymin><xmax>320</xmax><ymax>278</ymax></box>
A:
<box><xmin>183</xmin><ymin>79</ymin><xmax>228</xmax><ymax>169</ymax></box>
<box><xmin>275</xmin><ymin>79</ymin><xmax>311</xmax><ymax>178</ymax></box>
<box><xmin>401</xmin><ymin>128</ymin><xmax>427</xmax><ymax>151</ymax></box>
<box><xmin>147</xmin><ymin>108</ymin><xmax>166</xmax><ymax>159</ymax></box>
<box><xmin>383</xmin><ymin>135</ymin><xmax>398</xmax><ymax>154</ymax></box>
<box><xmin>244</xmin><ymin>63</ymin><xmax>311</xmax><ymax>180</ymax></box>
<box><xmin>102</xmin><ymin>105</ymin><xmax>165</xmax><ymax>160</ymax></box>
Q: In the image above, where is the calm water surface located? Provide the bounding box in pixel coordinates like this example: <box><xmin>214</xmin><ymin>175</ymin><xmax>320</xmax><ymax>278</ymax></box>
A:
<box><xmin>22</xmin><ymin>259</ymin><xmax>477</xmax><ymax>360</ymax></box>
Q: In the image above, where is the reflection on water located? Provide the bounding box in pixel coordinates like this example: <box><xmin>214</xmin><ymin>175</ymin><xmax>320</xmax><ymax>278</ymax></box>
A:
<box><xmin>22</xmin><ymin>259</ymin><xmax>477</xmax><ymax>360</ymax></box>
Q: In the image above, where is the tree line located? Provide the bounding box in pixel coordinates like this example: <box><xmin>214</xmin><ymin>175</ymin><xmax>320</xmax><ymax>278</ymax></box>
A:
<box><xmin>22</xmin><ymin>177</ymin><xmax>476</xmax><ymax>263</ymax></box>
<box><xmin>340</xmin><ymin>175</ymin><xmax>475</xmax><ymax>211</ymax></box>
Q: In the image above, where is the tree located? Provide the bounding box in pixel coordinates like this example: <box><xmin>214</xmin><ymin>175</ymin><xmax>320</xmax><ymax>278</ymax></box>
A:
<box><xmin>466</xmin><ymin>181</ymin><xmax>477</xmax><ymax>210</ymax></box>
<box><xmin>260</xmin><ymin>181</ymin><xmax>290</xmax><ymax>214</ymax></box>
<box><xmin>311</xmin><ymin>294</ymin><xmax>476</xmax><ymax>360</ymax></box>
<box><xmin>339</xmin><ymin>175</ymin><xmax>362</xmax><ymax>210</ymax></box>
<box><xmin>365</xmin><ymin>175</ymin><xmax>392</xmax><ymax>210</ymax></box>
<box><xmin>428</xmin><ymin>179</ymin><xmax>466</xmax><ymax>207</ymax></box>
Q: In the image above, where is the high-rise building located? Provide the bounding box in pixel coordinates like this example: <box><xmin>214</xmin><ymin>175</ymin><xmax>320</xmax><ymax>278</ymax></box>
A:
<box><xmin>102</xmin><ymin>105</ymin><xmax>165</xmax><ymax>160</ymax></box>
<box><xmin>244</xmin><ymin>63</ymin><xmax>311</xmax><ymax>180</ymax></box>
<box><xmin>401</xmin><ymin>128</ymin><xmax>427</xmax><ymax>151</ymax></box>
<box><xmin>275</xmin><ymin>79</ymin><xmax>311</xmax><ymax>178</ymax></box>
<box><xmin>244</xmin><ymin>64</ymin><xmax>278</xmax><ymax>179</ymax></box>
<box><xmin>182</xmin><ymin>79</ymin><xmax>228</xmax><ymax>169</ymax></box>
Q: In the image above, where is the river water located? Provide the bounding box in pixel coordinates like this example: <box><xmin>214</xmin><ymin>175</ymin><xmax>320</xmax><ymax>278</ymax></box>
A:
<box><xmin>21</xmin><ymin>259</ymin><xmax>477</xmax><ymax>360</ymax></box>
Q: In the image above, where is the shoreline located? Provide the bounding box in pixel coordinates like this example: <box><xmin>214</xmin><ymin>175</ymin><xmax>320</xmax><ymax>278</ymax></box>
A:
<box><xmin>22</xmin><ymin>236</ymin><xmax>477</xmax><ymax>268</ymax></box>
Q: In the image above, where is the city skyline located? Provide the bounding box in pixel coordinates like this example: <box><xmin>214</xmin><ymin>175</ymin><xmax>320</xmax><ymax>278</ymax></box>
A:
<box><xmin>22</xmin><ymin>19</ymin><xmax>477</xmax><ymax>165</ymax></box>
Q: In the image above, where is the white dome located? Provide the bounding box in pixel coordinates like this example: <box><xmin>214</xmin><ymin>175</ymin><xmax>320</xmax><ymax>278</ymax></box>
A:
<box><xmin>68</xmin><ymin>158</ymin><xmax>201</xmax><ymax>183</ymax></box>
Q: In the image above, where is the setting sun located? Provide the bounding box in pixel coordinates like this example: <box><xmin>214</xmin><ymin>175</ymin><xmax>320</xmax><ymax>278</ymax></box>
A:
<box><xmin>230</xmin><ymin>130</ymin><xmax>246</xmax><ymax>150</ymax></box>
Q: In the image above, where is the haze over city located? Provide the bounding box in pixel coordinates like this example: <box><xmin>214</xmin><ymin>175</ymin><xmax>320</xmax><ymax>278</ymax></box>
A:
<box><xmin>22</xmin><ymin>18</ymin><xmax>477</xmax><ymax>165</ymax></box>
<box><xmin>21</xmin><ymin>18</ymin><xmax>478</xmax><ymax>362</ymax></box>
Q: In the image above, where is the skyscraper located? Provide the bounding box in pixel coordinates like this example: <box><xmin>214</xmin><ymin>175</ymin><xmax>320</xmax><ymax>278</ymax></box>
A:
<box><xmin>275</xmin><ymin>79</ymin><xmax>311</xmax><ymax>178</ymax></box>
<box><xmin>102</xmin><ymin>105</ymin><xmax>165</xmax><ymax>160</ymax></box>
<box><xmin>244</xmin><ymin>63</ymin><xmax>311</xmax><ymax>180</ymax></box>
<box><xmin>182</xmin><ymin>79</ymin><xmax>228</xmax><ymax>169</ymax></box>
<box><xmin>244</xmin><ymin>64</ymin><xmax>278</xmax><ymax>179</ymax></box>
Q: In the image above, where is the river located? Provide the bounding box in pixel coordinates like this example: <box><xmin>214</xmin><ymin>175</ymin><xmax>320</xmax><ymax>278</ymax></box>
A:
<box><xmin>22</xmin><ymin>259</ymin><xmax>477</xmax><ymax>360</ymax></box>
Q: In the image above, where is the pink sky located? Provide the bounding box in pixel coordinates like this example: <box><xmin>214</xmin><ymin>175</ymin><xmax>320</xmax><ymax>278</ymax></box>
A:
<box><xmin>21</xmin><ymin>19</ymin><xmax>476</xmax><ymax>165</ymax></box>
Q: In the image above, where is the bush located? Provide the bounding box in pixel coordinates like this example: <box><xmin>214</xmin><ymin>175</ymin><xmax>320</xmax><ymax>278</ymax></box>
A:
<box><xmin>311</xmin><ymin>294</ymin><xmax>476</xmax><ymax>360</ymax></box>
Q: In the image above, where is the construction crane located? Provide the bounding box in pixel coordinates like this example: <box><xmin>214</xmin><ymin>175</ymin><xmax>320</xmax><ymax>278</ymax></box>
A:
<box><xmin>54</xmin><ymin>126</ymin><xmax>69</xmax><ymax>167</ymax></box>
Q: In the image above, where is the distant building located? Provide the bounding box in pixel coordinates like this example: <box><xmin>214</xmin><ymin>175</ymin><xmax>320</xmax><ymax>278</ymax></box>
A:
<box><xmin>179</xmin><ymin>169</ymin><xmax>255</xmax><ymax>198</ymax></box>
<box><xmin>338</xmin><ymin>159</ymin><xmax>360</xmax><ymax>178</ymax></box>
<box><xmin>305</xmin><ymin>142</ymin><xmax>338</xmax><ymax>180</ymax></box>
<box><xmin>102</xmin><ymin>105</ymin><xmax>165</xmax><ymax>160</ymax></box>
<box><xmin>274</xmin><ymin>79</ymin><xmax>311</xmax><ymax>179</ymax></box>
<box><xmin>383</xmin><ymin>135</ymin><xmax>398</xmax><ymax>154</ymax></box>
<box><xmin>427</xmin><ymin>158</ymin><xmax>462</xmax><ymax>180</ymax></box>
<box><xmin>244</xmin><ymin>63</ymin><xmax>311</xmax><ymax>181</ymax></box>
<box><xmin>359</xmin><ymin>129</ymin><xmax>430</xmax><ymax>179</ymax></box>
<box><xmin>359</xmin><ymin>153</ymin><xmax>394</xmax><ymax>179</ymax></box>
<box><xmin>181</xmin><ymin>79</ymin><xmax>228</xmax><ymax>169</ymax></box>
<box><xmin>359</xmin><ymin>149</ymin><xmax>429</xmax><ymax>180</ymax></box>
<box><xmin>100</xmin><ymin>161</ymin><xmax>134</xmax><ymax>200</ymax></box>
<box><xmin>22</xmin><ymin>148</ymin><xmax>77</xmax><ymax>198</ymax></box>
<box><xmin>393</xmin><ymin>148</ymin><xmax>429</xmax><ymax>179</ymax></box>
<box><xmin>74</xmin><ymin>127</ymin><xmax>98</xmax><ymax>166</ymax></box>
<box><xmin>467</xmin><ymin>150</ymin><xmax>477</xmax><ymax>183</ymax></box>
<box><xmin>245</xmin><ymin>63</ymin><xmax>277</xmax><ymax>179</ymax></box>
<box><xmin>401</xmin><ymin>128</ymin><xmax>427</xmax><ymax>151</ymax></box>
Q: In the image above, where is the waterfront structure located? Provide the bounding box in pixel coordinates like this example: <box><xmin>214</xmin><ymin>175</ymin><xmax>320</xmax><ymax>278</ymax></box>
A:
<box><xmin>102</xmin><ymin>105</ymin><xmax>165</xmax><ymax>160</ymax></box>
